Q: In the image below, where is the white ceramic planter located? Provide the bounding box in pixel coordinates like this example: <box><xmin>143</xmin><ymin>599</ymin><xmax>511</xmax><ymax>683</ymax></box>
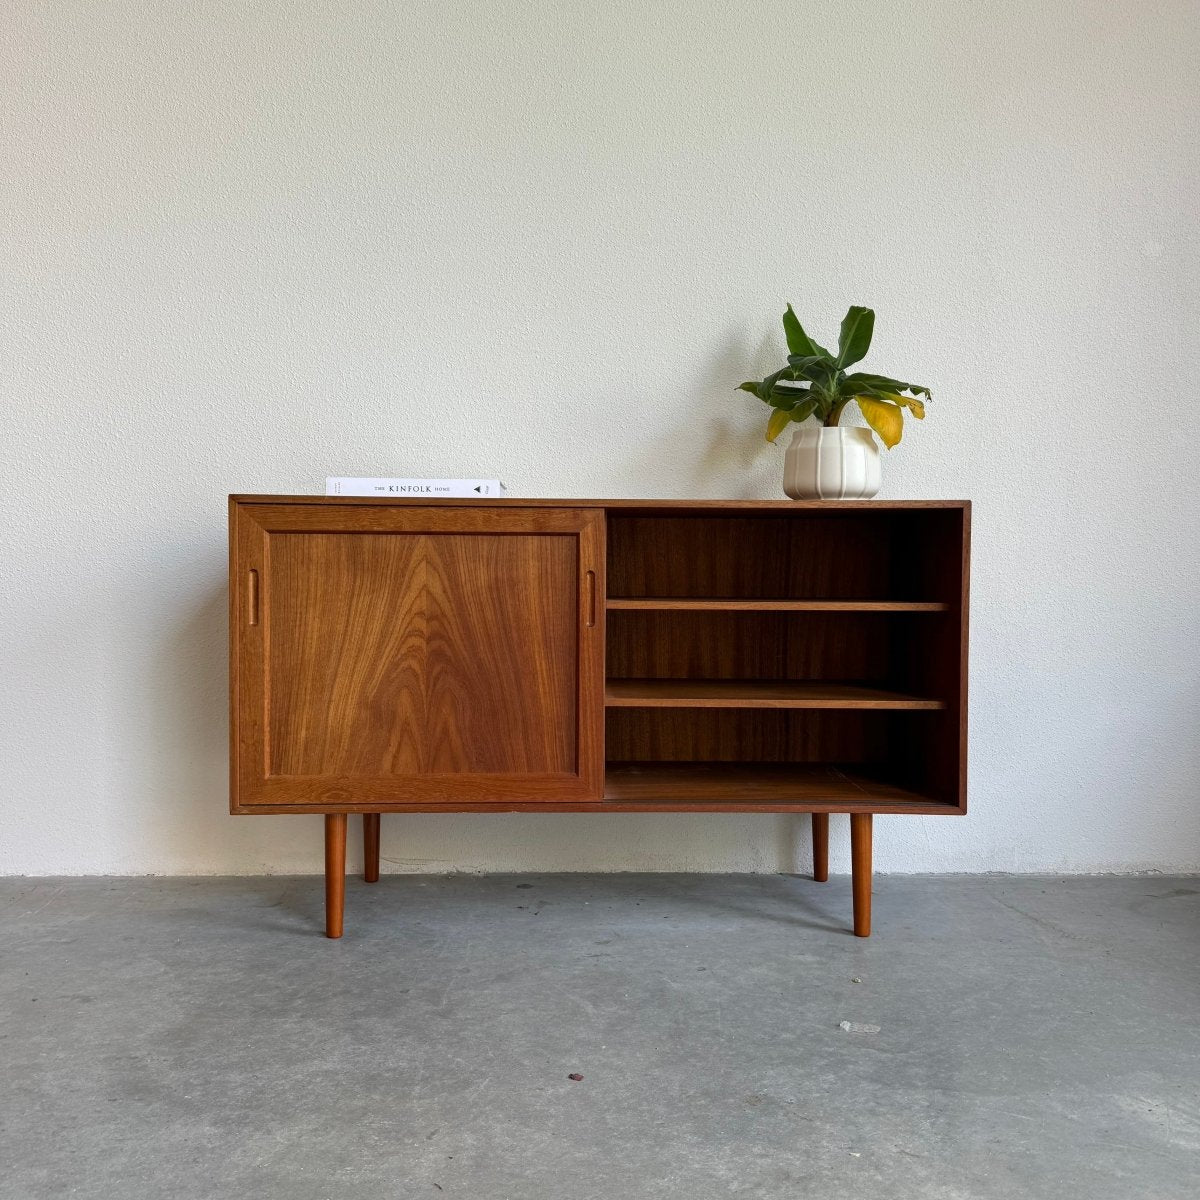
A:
<box><xmin>783</xmin><ymin>425</ymin><xmax>881</xmax><ymax>500</ymax></box>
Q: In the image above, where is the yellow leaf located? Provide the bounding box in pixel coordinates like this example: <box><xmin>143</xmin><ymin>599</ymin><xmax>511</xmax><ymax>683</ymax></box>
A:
<box><xmin>766</xmin><ymin>407</ymin><xmax>792</xmax><ymax>443</ymax></box>
<box><xmin>880</xmin><ymin>390</ymin><xmax>924</xmax><ymax>419</ymax></box>
<box><xmin>856</xmin><ymin>395</ymin><xmax>903</xmax><ymax>448</ymax></box>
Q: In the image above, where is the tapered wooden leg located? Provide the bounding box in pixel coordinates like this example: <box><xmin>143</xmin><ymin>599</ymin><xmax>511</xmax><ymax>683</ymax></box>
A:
<box><xmin>363</xmin><ymin>813</ymin><xmax>380</xmax><ymax>883</ymax></box>
<box><xmin>811</xmin><ymin>813</ymin><xmax>829</xmax><ymax>882</ymax></box>
<box><xmin>850</xmin><ymin>813</ymin><xmax>872</xmax><ymax>938</ymax></box>
<box><xmin>325</xmin><ymin>814</ymin><xmax>347</xmax><ymax>939</ymax></box>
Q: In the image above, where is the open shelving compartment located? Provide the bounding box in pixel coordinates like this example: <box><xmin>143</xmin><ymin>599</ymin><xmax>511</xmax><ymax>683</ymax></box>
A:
<box><xmin>600</xmin><ymin>506</ymin><xmax>968</xmax><ymax>813</ymax></box>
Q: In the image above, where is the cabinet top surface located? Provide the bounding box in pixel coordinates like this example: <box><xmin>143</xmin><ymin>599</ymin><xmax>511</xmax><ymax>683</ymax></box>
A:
<box><xmin>230</xmin><ymin>495</ymin><xmax>969</xmax><ymax>511</ymax></box>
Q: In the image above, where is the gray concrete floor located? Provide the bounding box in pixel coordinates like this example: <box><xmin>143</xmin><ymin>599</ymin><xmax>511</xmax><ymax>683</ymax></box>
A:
<box><xmin>1</xmin><ymin>874</ymin><xmax>1198</xmax><ymax>1199</ymax></box>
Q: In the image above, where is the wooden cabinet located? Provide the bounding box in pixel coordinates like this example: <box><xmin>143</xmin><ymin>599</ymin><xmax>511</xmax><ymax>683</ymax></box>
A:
<box><xmin>230</xmin><ymin>497</ymin><xmax>970</xmax><ymax>938</ymax></box>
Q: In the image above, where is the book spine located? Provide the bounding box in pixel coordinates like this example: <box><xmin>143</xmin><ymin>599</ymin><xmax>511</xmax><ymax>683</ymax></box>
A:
<box><xmin>326</xmin><ymin>478</ymin><xmax>507</xmax><ymax>498</ymax></box>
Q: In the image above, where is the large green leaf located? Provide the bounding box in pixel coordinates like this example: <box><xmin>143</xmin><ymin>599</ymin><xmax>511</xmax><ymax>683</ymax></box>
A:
<box><xmin>787</xmin><ymin>357</ymin><xmax>838</xmax><ymax>389</ymax></box>
<box><xmin>777</xmin><ymin>386</ymin><xmax>833</xmax><ymax>423</ymax></box>
<box><xmin>844</xmin><ymin>371</ymin><xmax>930</xmax><ymax>398</ymax></box>
<box><xmin>788</xmin><ymin>397</ymin><xmax>819</xmax><ymax>425</ymax></box>
<box><xmin>738</xmin><ymin>368</ymin><xmax>790</xmax><ymax>403</ymax></box>
<box><xmin>836</xmin><ymin>306</ymin><xmax>875</xmax><ymax>368</ymax></box>
<box><xmin>787</xmin><ymin>354</ymin><xmax>828</xmax><ymax>371</ymax></box>
<box><xmin>767</xmin><ymin>385</ymin><xmax>812</xmax><ymax>410</ymax></box>
<box><xmin>782</xmin><ymin>305</ymin><xmax>830</xmax><ymax>359</ymax></box>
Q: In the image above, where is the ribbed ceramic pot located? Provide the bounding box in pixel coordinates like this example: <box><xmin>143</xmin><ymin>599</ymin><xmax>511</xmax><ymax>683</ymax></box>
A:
<box><xmin>783</xmin><ymin>426</ymin><xmax>881</xmax><ymax>500</ymax></box>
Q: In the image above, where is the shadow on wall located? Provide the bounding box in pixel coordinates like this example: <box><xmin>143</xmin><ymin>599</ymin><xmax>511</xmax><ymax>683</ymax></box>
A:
<box><xmin>610</xmin><ymin>324</ymin><xmax>781</xmax><ymax>497</ymax></box>
<box><xmin>149</xmin><ymin>578</ymin><xmax>237</xmax><ymax>867</ymax></box>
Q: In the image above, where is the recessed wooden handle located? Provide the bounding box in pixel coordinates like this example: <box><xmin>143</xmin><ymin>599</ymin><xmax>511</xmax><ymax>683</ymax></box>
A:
<box><xmin>586</xmin><ymin>570</ymin><xmax>596</xmax><ymax>628</ymax></box>
<box><xmin>248</xmin><ymin>569</ymin><xmax>259</xmax><ymax>626</ymax></box>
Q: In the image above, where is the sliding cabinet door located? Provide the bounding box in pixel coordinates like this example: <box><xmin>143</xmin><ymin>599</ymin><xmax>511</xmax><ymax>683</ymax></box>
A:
<box><xmin>231</xmin><ymin>503</ymin><xmax>604</xmax><ymax>809</ymax></box>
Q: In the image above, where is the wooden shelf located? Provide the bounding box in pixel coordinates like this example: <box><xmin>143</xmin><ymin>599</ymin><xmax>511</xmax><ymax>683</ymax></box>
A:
<box><xmin>605</xmin><ymin>679</ymin><xmax>945</xmax><ymax>710</ymax></box>
<box><xmin>607</xmin><ymin>598</ymin><xmax>949</xmax><ymax>612</ymax></box>
<box><xmin>602</xmin><ymin>762</ymin><xmax>953</xmax><ymax>813</ymax></box>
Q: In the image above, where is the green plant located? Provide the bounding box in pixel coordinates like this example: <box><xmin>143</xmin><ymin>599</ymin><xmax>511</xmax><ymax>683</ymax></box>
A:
<box><xmin>739</xmin><ymin>305</ymin><xmax>931</xmax><ymax>447</ymax></box>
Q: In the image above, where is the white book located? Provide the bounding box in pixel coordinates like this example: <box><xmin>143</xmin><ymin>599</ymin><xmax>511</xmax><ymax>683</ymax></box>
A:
<box><xmin>326</xmin><ymin>477</ymin><xmax>507</xmax><ymax>498</ymax></box>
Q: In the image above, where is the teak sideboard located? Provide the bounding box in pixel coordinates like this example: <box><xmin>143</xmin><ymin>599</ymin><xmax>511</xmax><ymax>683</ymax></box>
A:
<box><xmin>229</xmin><ymin>497</ymin><xmax>969</xmax><ymax>938</ymax></box>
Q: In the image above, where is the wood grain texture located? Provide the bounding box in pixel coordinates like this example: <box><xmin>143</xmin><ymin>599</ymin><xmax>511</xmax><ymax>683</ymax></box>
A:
<box><xmin>241</xmin><ymin>503</ymin><xmax>596</xmax><ymax>533</ymax></box>
<box><xmin>230</xmin><ymin>499</ymin><xmax>967</xmax><ymax>817</ymax></box>
<box><xmin>606</xmin><ymin>598</ymin><xmax>948</xmax><ymax>611</ymax></box>
<box><xmin>602</xmin><ymin>763</ymin><xmax>951</xmax><ymax>812</ymax></box>
<box><xmin>268</xmin><ymin>531</ymin><xmax>579</xmax><ymax>774</ymax></box>
<box><xmin>235</xmin><ymin>796</ymin><xmax>954</xmax><ymax>814</ymax></box>
<box><xmin>601</xmin><ymin>506</ymin><xmax>969</xmax><ymax>813</ymax></box>
<box><xmin>233</xmin><ymin>496</ymin><xmax>969</xmax><ymax>511</ymax></box>
<box><xmin>607</xmin><ymin>515</ymin><xmax>898</xmax><ymax>601</ymax></box>
<box><xmin>422</xmin><ymin>533</ymin><xmax>577</xmax><ymax>773</ymax></box>
<box><xmin>605</xmin><ymin>679</ymin><xmax>944</xmax><ymax>709</ymax></box>
<box><xmin>811</xmin><ymin>813</ymin><xmax>829</xmax><ymax>882</ymax></box>
<box><xmin>363</xmin><ymin>813</ymin><xmax>380</xmax><ymax>883</ymax></box>
<box><xmin>883</xmin><ymin>508</ymin><xmax>970</xmax><ymax>810</ymax></box>
<box><xmin>230</xmin><ymin>498</ymin><xmax>968</xmax><ymax>939</ymax></box>
<box><xmin>604</xmin><ymin>709</ymin><xmax>878</xmax><ymax>764</ymax></box>
<box><xmin>851</xmin><ymin>813</ymin><xmax>873</xmax><ymax>937</ymax></box>
<box><xmin>606</xmin><ymin>611</ymin><xmax>890</xmax><ymax>683</ymax></box>
<box><xmin>268</xmin><ymin>532</ymin><xmax>426</xmax><ymax>777</ymax></box>
<box><xmin>604</xmin><ymin>708</ymin><xmax>876</xmax><ymax>764</ymax></box>
<box><xmin>231</xmin><ymin>504</ymin><xmax>604</xmax><ymax>807</ymax></box>
<box><xmin>325</xmin><ymin>813</ymin><xmax>346</xmax><ymax>939</ymax></box>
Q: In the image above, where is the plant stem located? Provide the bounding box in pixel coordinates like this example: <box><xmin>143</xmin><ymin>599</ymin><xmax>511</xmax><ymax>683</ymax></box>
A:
<box><xmin>826</xmin><ymin>396</ymin><xmax>851</xmax><ymax>427</ymax></box>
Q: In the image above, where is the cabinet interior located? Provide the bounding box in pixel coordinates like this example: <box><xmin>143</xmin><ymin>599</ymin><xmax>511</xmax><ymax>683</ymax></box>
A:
<box><xmin>602</xmin><ymin>511</ymin><xmax>965</xmax><ymax>811</ymax></box>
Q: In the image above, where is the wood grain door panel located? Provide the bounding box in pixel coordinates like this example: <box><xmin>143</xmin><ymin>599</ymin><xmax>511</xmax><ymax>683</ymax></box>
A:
<box><xmin>422</xmin><ymin>533</ymin><xmax>576</xmax><ymax>773</ymax></box>
<box><xmin>231</xmin><ymin>504</ymin><xmax>604</xmax><ymax>808</ymax></box>
<box><xmin>268</xmin><ymin>533</ymin><xmax>427</xmax><ymax>777</ymax></box>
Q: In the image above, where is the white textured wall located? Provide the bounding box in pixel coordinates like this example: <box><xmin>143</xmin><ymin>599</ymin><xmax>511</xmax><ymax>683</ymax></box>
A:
<box><xmin>4</xmin><ymin>1</ymin><xmax>1198</xmax><ymax>876</ymax></box>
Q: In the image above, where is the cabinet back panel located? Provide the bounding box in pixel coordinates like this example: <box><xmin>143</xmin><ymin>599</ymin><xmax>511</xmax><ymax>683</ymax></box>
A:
<box><xmin>267</xmin><ymin>532</ymin><xmax>577</xmax><ymax>776</ymax></box>
<box><xmin>606</xmin><ymin>610</ymin><xmax>890</xmax><ymax>682</ymax></box>
<box><xmin>605</xmin><ymin>709</ymin><xmax>882</xmax><ymax>763</ymax></box>
<box><xmin>885</xmin><ymin>710</ymin><xmax>962</xmax><ymax>807</ymax></box>
<box><xmin>608</xmin><ymin>515</ymin><xmax>892</xmax><ymax>600</ymax></box>
<box><xmin>607</xmin><ymin>511</ymin><xmax>966</xmax><ymax>605</ymax></box>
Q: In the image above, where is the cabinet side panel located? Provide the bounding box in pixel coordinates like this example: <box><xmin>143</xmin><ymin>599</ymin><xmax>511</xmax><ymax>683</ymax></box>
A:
<box><xmin>232</xmin><ymin>503</ymin><xmax>270</xmax><ymax>808</ymax></box>
<box><xmin>229</xmin><ymin>500</ymin><xmax>241</xmax><ymax>811</ymax></box>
